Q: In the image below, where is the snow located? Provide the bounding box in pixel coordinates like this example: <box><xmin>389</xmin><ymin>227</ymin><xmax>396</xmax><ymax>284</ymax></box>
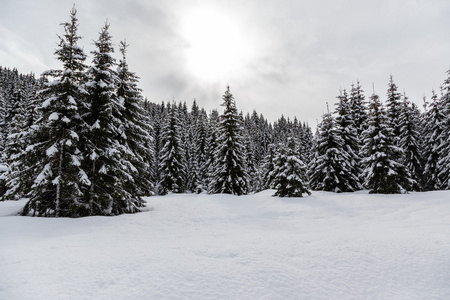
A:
<box><xmin>46</xmin><ymin>144</ymin><xmax>58</xmax><ymax>157</ymax></box>
<box><xmin>48</xmin><ymin>112</ymin><xmax>59</xmax><ymax>121</ymax></box>
<box><xmin>1</xmin><ymin>190</ymin><xmax>450</xmax><ymax>299</ymax></box>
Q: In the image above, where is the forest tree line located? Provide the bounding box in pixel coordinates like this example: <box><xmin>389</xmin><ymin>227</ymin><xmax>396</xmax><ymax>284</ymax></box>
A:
<box><xmin>1</xmin><ymin>7</ymin><xmax>450</xmax><ymax>217</ymax></box>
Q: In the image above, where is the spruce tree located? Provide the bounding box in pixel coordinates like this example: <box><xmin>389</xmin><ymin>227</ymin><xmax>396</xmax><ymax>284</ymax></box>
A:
<box><xmin>361</xmin><ymin>93</ymin><xmax>413</xmax><ymax>194</ymax></box>
<box><xmin>334</xmin><ymin>89</ymin><xmax>362</xmax><ymax>190</ymax></box>
<box><xmin>209</xmin><ymin>86</ymin><xmax>249</xmax><ymax>195</ymax></box>
<box><xmin>436</xmin><ymin>70</ymin><xmax>450</xmax><ymax>189</ymax></box>
<box><xmin>193</xmin><ymin>108</ymin><xmax>209</xmax><ymax>193</ymax></box>
<box><xmin>422</xmin><ymin>90</ymin><xmax>444</xmax><ymax>190</ymax></box>
<box><xmin>272</xmin><ymin>137</ymin><xmax>310</xmax><ymax>197</ymax></box>
<box><xmin>10</xmin><ymin>7</ymin><xmax>91</xmax><ymax>216</ymax></box>
<box><xmin>349</xmin><ymin>81</ymin><xmax>368</xmax><ymax>144</ymax></box>
<box><xmin>385</xmin><ymin>75</ymin><xmax>403</xmax><ymax>141</ymax></box>
<box><xmin>261</xmin><ymin>143</ymin><xmax>278</xmax><ymax>189</ymax></box>
<box><xmin>116</xmin><ymin>40</ymin><xmax>154</xmax><ymax>197</ymax></box>
<box><xmin>159</xmin><ymin>104</ymin><xmax>185</xmax><ymax>194</ymax></box>
<box><xmin>83</xmin><ymin>22</ymin><xmax>144</xmax><ymax>214</ymax></box>
<box><xmin>308</xmin><ymin>107</ymin><xmax>360</xmax><ymax>192</ymax></box>
<box><xmin>205</xmin><ymin>109</ymin><xmax>220</xmax><ymax>192</ymax></box>
<box><xmin>398</xmin><ymin>96</ymin><xmax>423</xmax><ymax>191</ymax></box>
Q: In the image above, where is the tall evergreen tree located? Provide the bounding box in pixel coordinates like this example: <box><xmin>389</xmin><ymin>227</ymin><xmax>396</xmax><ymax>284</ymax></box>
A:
<box><xmin>159</xmin><ymin>104</ymin><xmax>185</xmax><ymax>194</ymax></box>
<box><xmin>334</xmin><ymin>89</ymin><xmax>362</xmax><ymax>190</ymax></box>
<box><xmin>398</xmin><ymin>95</ymin><xmax>423</xmax><ymax>191</ymax></box>
<box><xmin>193</xmin><ymin>108</ymin><xmax>209</xmax><ymax>193</ymax></box>
<box><xmin>385</xmin><ymin>75</ymin><xmax>403</xmax><ymax>141</ymax></box>
<box><xmin>261</xmin><ymin>143</ymin><xmax>278</xmax><ymax>190</ymax></box>
<box><xmin>116</xmin><ymin>40</ymin><xmax>154</xmax><ymax>197</ymax></box>
<box><xmin>205</xmin><ymin>109</ymin><xmax>220</xmax><ymax>191</ymax></box>
<box><xmin>209</xmin><ymin>86</ymin><xmax>249</xmax><ymax>195</ymax></box>
<box><xmin>83</xmin><ymin>22</ymin><xmax>144</xmax><ymax>215</ymax></box>
<box><xmin>361</xmin><ymin>93</ymin><xmax>413</xmax><ymax>194</ymax></box>
<box><xmin>436</xmin><ymin>70</ymin><xmax>450</xmax><ymax>189</ymax></box>
<box><xmin>8</xmin><ymin>7</ymin><xmax>91</xmax><ymax>216</ymax></box>
<box><xmin>272</xmin><ymin>137</ymin><xmax>310</xmax><ymax>197</ymax></box>
<box><xmin>349</xmin><ymin>81</ymin><xmax>368</xmax><ymax>144</ymax></box>
<box><xmin>308</xmin><ymin>107</ymin><xmax>360</xmax><ymax>193</ymax></box>
<box><xmin>422</xmin><ymin>90</ymin><xmax>444</xmax><ymax>190</ymax></box>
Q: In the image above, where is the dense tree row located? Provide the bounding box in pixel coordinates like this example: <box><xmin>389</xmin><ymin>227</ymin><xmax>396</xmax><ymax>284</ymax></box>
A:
<box><xmin>1</xmin><ymin>7</ymin><xmax>450</xmax><ymax>218</ymax></box>
<box><xmin>310</xmin><ymin>73</ymin><xmax>450</xmax><ymax>194</ymax></box>
<box><xmin>1</xmin><ymin>8</ymin><xmax>150</xmax><ymax>216</ymax></box>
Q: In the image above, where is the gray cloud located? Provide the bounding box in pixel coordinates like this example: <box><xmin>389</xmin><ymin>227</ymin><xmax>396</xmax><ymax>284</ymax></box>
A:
<box><xmin>1</xmin><ymin>0</ymin><xmax>450</xmax><ymax>126</ymax></box>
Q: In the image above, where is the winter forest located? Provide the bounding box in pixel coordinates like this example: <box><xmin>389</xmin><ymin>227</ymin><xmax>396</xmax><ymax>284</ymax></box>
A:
<box><xmin>1</xmin><ymin>7</ymin><xmax>450</xmax><ymax>218</ymax></box>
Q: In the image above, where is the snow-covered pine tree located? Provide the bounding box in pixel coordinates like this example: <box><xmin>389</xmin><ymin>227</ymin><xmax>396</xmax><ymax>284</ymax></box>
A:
<box><xmin>159</xmin><ymin>104</ymin><xmax>186</xmax><ymax>195</ymax></box>
<box><xmin>361</xmin><ymin>92</ymin><xmax>413</xmax><ymax>194</ymax></box>
<box><xmin>182</xmin><ymin>102</ymin><xmax>199</xmax><ymax>193</ymax></box>
<box><xmin>84</xmin><ymin>22</ymin><xmax>144</xmax><ymax>215</ymax></box>
<box><xmin>436</xmin><ymin>69</ymin><xmax>450</xmax><ymax>189</ymax></box>
<box><xmin>10</xmin><ymin>7</ymin><xmax>91</xmax><ymax>216</ymax></box>
<box><xmin>244</xmin><ymin>131</ymin><xmax>260</xmax><ymax>192</ymax></box>
<box><xmin>261</xmin><ymin>143</ymin><xmax>278</xmax><ymax>190</ymax></box>
<box><xmin>116</xmin><ymin>40</ymin><xmax>154</xmax><ymax>197</ymax></box>
<box><xmin>308</xmin><ymin>106</ymin><xmax>360</xmax><ymax>192</ymax></box>
<box><xmin>205</xmin><ymin>109</ymin><xmax>220</xmax><ymax>192</ymax></box>
<box><xmin>147</xmin><ymin>101</ymin><xmax>166</xmax><ymax>190</ymax></box>
<box><xmin>272</xmin><ymin>137</ymin><xmax>310</xmax><ymax>197</ymax></box>
<box><xmin>209</xmin><ymin>86</ymin><xmax>249</xmax><ymax>195</ymax></box>
<box><xmin>193</xmin><ymin>108</ymin><xmax>209</xmax><ymax>193</ymax></box>
<box><xmin>334</xmin><ymin>89</ymin><xmax>362</xmax><ymax>190</ymax></box>
<box><xmin>0</xmin><ymin>81</ymin><xmax>8</xmax><ymax>158</ymax></box>
<box><xmin>385</xmin><ymin>75</ymin><xmax>403</xmax><ymax>141</ymax></box>
<box><xmin>422</xmin><ymin>90</ymin><xmax>444</xmax><ymax>190</ymax></box>
<box><xmin>398</xmin><ymin>95</ymin><xmax>423</xmax><ymax>191</ymax></box>
<box><xmin>349</xmin><ymin>80</ymin><xmax>368</xmax><ymax>145</ymax></box>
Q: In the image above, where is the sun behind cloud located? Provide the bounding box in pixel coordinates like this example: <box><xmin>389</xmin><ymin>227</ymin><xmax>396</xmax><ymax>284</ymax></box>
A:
<box><xmin>181</xmin><ymin>7</ymin><xmax>255</xmax><ymax>83</ymax></box>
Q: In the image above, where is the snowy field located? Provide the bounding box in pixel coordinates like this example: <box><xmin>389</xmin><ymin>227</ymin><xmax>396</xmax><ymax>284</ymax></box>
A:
<box><xmin>1</xmin><ymin>190</ymin><xmax>450</xmax><ymax>300</ymax></box>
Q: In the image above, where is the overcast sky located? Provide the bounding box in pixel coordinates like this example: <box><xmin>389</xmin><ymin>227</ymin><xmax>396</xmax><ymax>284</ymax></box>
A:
<box><xmin>1</xmin><ymin>0</ymin><xmax>450</xmax><ymax>125</ymax></box>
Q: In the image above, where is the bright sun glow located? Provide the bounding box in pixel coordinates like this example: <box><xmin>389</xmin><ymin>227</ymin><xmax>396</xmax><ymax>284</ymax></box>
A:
<box><xmin>181</xmin><ymin>8</ymin><xmax>254</xmax><ymax>82</ymax></box>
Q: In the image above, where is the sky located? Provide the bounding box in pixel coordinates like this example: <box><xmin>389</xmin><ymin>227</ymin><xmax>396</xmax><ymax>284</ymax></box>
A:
<box><xmin>1</xmin><ymin>0</ymin><xmax>450</xmax><ymax>126</ymax></box>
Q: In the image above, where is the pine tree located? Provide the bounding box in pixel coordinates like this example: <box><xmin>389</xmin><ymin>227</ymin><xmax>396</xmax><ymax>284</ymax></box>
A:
<box><xmin>209</xmin><ymin>86</ymin><xmax>249</xmax><ymax>195</ymax></box>
<box><xmin>272</xmin><ymin>137</ymin><xmax>310</xmax><ymax>197</ymax></box>
<box><xmin>0</xmin><ymin>81</ymin><xmax>8</xmax><ymax>158</ymax></box>
<box><xmin>159</xmin><ymin>104</ymin><xmax>185</xmax><ymax>194</ymax></box>
<box><xmin>361</xmin><ymin>93</ymin><xmax>413</xmax><ymax>194</ymax></box>
<box><xmin>83</xmin><ymin>22</ymin><xmax>144</xmax><ymax>215</ymax></box>
<box><xmin>349</xmin><ymin>80</ymin><xmax>368</xmax><ymax>144</ymax></box>
<box><xmin>334</xmin><ymin>89</ymin><xmax>362</xmax><ymax>190</ymax></box>
<box><xmin>116</xmin><ymin>40</ymin><xmax>154</xmax><ymax>197</ymax></box>
<box><xmin>10</xmin><ymin>7</ymin><xmax>91</xmax><ymax>216</ymax></box>
<box><xmin>422</xmin><ymin>90</ymin><xmax>444</xmax><ymax>190</ymax></box>
<box><xmin>385</xmin><ymin>75</ymin><xmax>403</xmax><ymax>141</ymax></box>
<box><xmin>308</xmin><ymin>107</ymin><xmax>360</xmax><ymax>193</ymax></box>
<box><xmin>205</xmin><ymin>109</ymin><xmax>220</xmax><ymax>192</ymax></box>
<box><xmin>193</xmin><ymin>108</ymin><xmax>209</xmax><ymax>193</ymax></box>
<box><xmin>261</xmin><ymin>143</ymin><xmax>278</xmax><ymax>189</ymax></box>
<box><xmin>398</xmin><ymin>95</ymin><xmax>423</xmax><ymax>191</ymax></box>
<box><xmin>436</xmin><ymin>70</ymin><xmax>450</xmax><ymax>189</ymax></box>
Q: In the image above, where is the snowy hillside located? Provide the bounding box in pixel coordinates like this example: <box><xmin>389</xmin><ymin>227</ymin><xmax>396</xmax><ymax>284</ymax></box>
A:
<box><xmin>1</xmin><ymin>190</ymin><xmax>449</xmax><ymax>299</ymax></box>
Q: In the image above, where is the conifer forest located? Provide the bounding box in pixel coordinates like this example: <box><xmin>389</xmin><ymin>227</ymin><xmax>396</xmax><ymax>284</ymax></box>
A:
<box><xmin>1</xmin><ymin>7</ymin><xmax>450</xmax><ymax>218</ymax></box>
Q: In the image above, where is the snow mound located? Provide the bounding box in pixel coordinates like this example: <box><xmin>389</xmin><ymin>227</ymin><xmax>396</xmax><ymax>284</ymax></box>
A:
<box><xmin>1</xmin><ymin>190</ymin><xmax>450</xmax><ymax>299</ymax></box>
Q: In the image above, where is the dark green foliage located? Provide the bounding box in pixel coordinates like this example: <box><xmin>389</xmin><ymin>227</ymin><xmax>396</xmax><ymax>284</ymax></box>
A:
<box><xmin>361</xmin><ymin>93</ymin><xmax>413</xmax><ymax>194</ymax></box>
<box><xmin>272</xmin><ymin>137</ymin><xmax>310</xmax><ymax>197</ymax></box>
<box><xmin>209</xmin><ymin>86</ymin><xmax>249</xmax><ymax>195</ymax></box>
<box><xmin>16</xmin><ymin>7</ymin><xmax>91</xmax><ymax>216</ymax></box>
<box><xmin>159</xmin><ymin>104</ymin><xmax>186</xmax><ymax>194</ymax></box>
<box><xmin>83</xmin><ymin>22</ymin><xmax>144</xmax><ymax>215</ymax></box>
<box><xmin>398</xmin><ymin>97</ymin><xmax>423</xmax><ymax>191</ymax></box>
<box><xmin>309</xmin><ymin>108</ymin><xmax>361</xmax><ymax>193</ymax></box>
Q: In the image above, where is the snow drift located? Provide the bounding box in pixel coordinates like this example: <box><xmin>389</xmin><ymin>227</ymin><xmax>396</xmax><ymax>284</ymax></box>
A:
<box><xmin>1</xmin><ymin>190</ymin><xmax>449</xmax><ymax>299</ymax></box>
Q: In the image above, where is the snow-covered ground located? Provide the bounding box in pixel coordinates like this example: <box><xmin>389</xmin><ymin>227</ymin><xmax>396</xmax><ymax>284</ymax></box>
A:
<box><xmin>1</xmin><ymin>190</ymin><xmax>449</xmax><ymax>300</ymax></box>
